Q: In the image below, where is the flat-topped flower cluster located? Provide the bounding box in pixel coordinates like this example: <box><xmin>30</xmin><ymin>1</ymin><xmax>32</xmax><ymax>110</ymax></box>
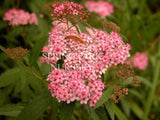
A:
<box><xmin>41</xmin><ymin>19</ymin><xmax>131</xmax><ymax>106</ymax></box>
<box><xmin>133</xmin><ymin>52</ymin><xmax>148</xmax><ymax>70</ymax></box>
<box><xmin>3</xmin><ymin>9</ymin><xmax>38</xmax><ymax>26</ymax></box>
<box><xmin>51</xmin><ymin>1</ymin><xmax>89</xmax><ymax>22</ymax></box>
<box><xmin>85</xmin><ymin>1</ymin><xmax>114</xmax><ymax>18</ymax></box>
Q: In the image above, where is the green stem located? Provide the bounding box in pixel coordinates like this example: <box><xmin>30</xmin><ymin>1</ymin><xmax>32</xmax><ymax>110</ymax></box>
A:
<box><xmin>18</xmin><ymin>60</ymin><xmax>48</xmax><ymax>83</ymax></box>
<box><xmin>142</xmin><ymin>40</ymin><xmax>160</xmax><ymax>120</ymax></box>
<box><xmin>16</xmin><ymin>0</ymin><xmax>21</xmax><ymax>8</ymax></box>
<box><xmin>0</xmin><ymin>45</ymin><xmax>48</xmax><ymax>83</ymax></box>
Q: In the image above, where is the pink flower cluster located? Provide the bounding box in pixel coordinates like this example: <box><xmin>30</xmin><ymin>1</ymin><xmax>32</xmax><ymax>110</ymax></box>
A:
<box><xmin>3</xmin><ymin>9</ymin><xmax>38</xmax><ymax>26</ymax></box>
<box><xmin>51</xmin><ymin>1</ymin><xmax>89</xmax><ymax>22</ymax></box>
<box><xmin>40</xmin><ymin>21</ymin><xmax>131</xmax><ymax>107</ymax></box>
<box><xmin>85</xmin><ymin>1</ymin><xmax>114</xmax><ymax>18</ymax></box>
<box><xmin>133</xmin><ymin>52</ymin><xmax>148</xmax><ymax>70</ymax></box>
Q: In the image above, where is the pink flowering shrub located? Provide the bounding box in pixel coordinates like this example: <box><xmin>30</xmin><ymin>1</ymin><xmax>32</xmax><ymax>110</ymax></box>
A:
<box><xmin>85</xmin><ymin>1</ymin><xmax>114</xmax><ymax>18</ymax></box>
<box><xmin>40</xmin><ymin>17</ymin><xmax>131</xmax><ymax>106</ymax></box>
<box><xmin>133</xmin><ymin>52</ymin><xmax>148</xmax><ymax>70</ymax></box>
<box><xmin>3</xmin><ymin>9</ymin><xmax>38</xmax><ymax>26</ymax></box>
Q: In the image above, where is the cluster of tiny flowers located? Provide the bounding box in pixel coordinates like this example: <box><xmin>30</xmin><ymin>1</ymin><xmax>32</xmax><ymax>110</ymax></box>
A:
<box><xmin>116</xmin><ymin>62</ymin><xmax>140</xmax><ymax>85</ymax></box>
<box><xmin>111</xmin><ymin>85</ymin><xmax>128</xmax><ymax>103</ymax></box>
<box><xmin>85</xmin><ymin>1</ymin><xmax>114</xmax><ymax>18</ymax></box>
<box><xmin>5</xmin><ymin>47</ymin><xmax>29</xmax><ymax>61</ymax></box>
<box><xmin>103</xmin><ymin>21</ymin><xmax>120</xmax><ymax>33</ymax></box>
<box><xmin>3</xmin><ymin>9</ymin><xmax>38</xmax><ymax>26</ymax></box>
<box><xmin>113</xmin><ymin>62</ymin><xmax>140</xmax><ymax>103</ymax></box>
<box><xmin>40</xmin><ymin>19</ymin><xmax>131</xmax><ymax>106</ymax></box>
<box><xmin>51</xmin><ymin>1</ymin><xmax>89</xmax><ymax>22</ymax></box>
<box><xmin>133</xmin><ymin>52</ymin><xmax>148</xmax><ymax>70</ymax></box>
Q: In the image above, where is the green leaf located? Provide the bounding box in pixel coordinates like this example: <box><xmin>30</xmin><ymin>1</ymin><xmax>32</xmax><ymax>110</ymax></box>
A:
<box><xmin>104</xmin><ymin>69</ymin><xmax>109</xmax><ymax>82</ymax></box>
<box><xmin>113</xmin><ymin>104</ymin><xmax>128</xmax><ymax>120</ymax></box>
<box><xmin>32</xmin><ymin>63</ymin><xmax>43</xmax><ymax>77</ymax></box>
<box><xmin>50</xmin><ymin>98</ymin><xmax>60</xmax><ymax>120</ymax></box>
<box><xmin>75</xmin><ymin>25</ymin><xmax>80</xmax><ymax>34</ymax></box>
<box><xmin>95</xmin><ymin>107</ymin><xmax>108</xmax><ymax>120</ymax></box>
<box><xmin>83</xmin><ymin>22</ymin><xmax>96</xmax><ymax>33</ymax></box>
<box><xmin>0</xmin><ymin>68</ymin><xmax>21</xmax><ymax>88</ymax></box>
<box><xmin>142</xmin><ymin>55</ymin><xmax>160</xmax><ymax>120</ymax></box>
<box><xmin>85</xmin><ymin>104</ymin><xmax>100</xmax><ymax>120</ymax></box>
<box><xmin>17</xmin><ymin>93</ymin><xmax>51</xmax><ymax>120</ymax></box>
<box><xmin>129</xmin><ymin>89</ymin><xmax>143</xmax><ymax>100</ymax></box>
<box><xmin>77</xmin><ymin>22</ymin><xmax>90</xmax><ymax>35</ymax></box>
<box><xmin>29</xmin><ymin>35</ymin><xmax>48</xmax><ymax>67</ymax></box>
<box><xmin>136</xmin><ymin>76</ymin><xmax>152</xmax><ymax>88</ymax></box>
<box><xmin>105</xmin><ymin>100</ymin><xmax>115</xmax><ymax>120</ymax></box>
<box><xmin>94</xmin><ymin>87</ymin><xmax>113</xmax><ymax>109</ymax></box>
<box><xmin>120</xmin><ymin>100</ymin><xmax>130</xmax><ymax>117</ymax></box>
<box><xmin>0</xmin><ymin>104</ymin><xmax>24</xmax><ymax>117</ymax></box>
<box><xmin>18</xmin><ymin>65</ymin><xmax>44</xmax><ymax>94</ymax></box>
<box><xmin>130</xmin><ymin>101</ymin><xmax>143</xmax><ymax>119</ymax></box>
<box><xmin>59</xmin><ymin>102</ymin><xmax>75</xmax><ymax>120</ymax></box>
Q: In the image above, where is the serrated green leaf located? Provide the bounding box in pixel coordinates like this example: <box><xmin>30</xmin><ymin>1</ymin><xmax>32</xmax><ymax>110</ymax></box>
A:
<box><xmin>60</xmin><ymin>102</ymin><xmax>75</xmax><ymax>120</ymax></box>
<box><xmin>0</xmin><ymin>104</ymin><xmax>24</xmax><ymax>117</ymax></box>
<box><xmin>85</xmin><ymin>104</ymin><xmax>100</xmax><ymax>120</ymax></box>
<box><xmin>17</xmin><ymin>65</ymin><xmax>44</xmax><ymax>94</ymax></box>
<box><xmin>113</xmin><ymin>104</ymin><xmax>128</xmax><ymax>120</ymax></box>
<box><xmin>0</xmin><ymin>68</ymin><xmax>21</xmax><ymax>88</ymax></box>
<box><xmin>17</xmin><ymin>93</ymin><xmax>51</xmax><ymax>120</ymax></box>
<box><xmin>29</xmin><ymin>35</ymin><xmax>47</xmax><ymax>67</ymax></box>
<box><xmin>105</xmin><ymin>100</ymin><xmax>114</xmax><ymax>120</ymax></box>
<box><xmin>94</xmin><ymin>87</ymin><xmax>113</xmax><ymax>109</ymax></box>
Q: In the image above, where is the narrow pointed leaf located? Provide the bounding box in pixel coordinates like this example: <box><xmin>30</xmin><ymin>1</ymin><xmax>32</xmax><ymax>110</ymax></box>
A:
<box><xmin>29</xmin><ymin>35</ymin><xmax>47</xmax><ymax>66</ymax></box>
<box><xmin>130</xmin><ymin>101</ymin><xmax>143</xmax><ymax>119</ymax></box>
<box><xmin>113</xmin><ymin>104</ymin><xmax>128</xmax><ymax>120</ymax></box>
<box><xmin>105</xmin><ymin>100</ymin><xmax>115</xmax><ymax>120</ymax></box>
<box><xmin>94</xmin><ymin>87</ymin><xmax>113</xmax><ymax>109</ymax></box>
<box><xmin>60</xmin><ymin>102</ymin><xmax>75</xmax><ymax>120</ymax></box>
<box><xmin>0</xmin><ymin>104</ymin><xmax>24</xmax><ymax>117</ymax></box>
<box><xmin>85</xmin><ymin>104</ymin><xmax>100</xmax><ymax>120</ymax></box>
<box><xmin>17</xmin><ymin>93</ymin><xmax>51</xmax><ymax>120</ymax></box>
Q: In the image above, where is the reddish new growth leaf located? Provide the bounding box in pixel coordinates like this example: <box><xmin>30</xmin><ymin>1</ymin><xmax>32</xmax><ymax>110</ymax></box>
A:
<box><xmin>5</xmin><ymin>47</ymin><xmax>29</xmax><ymax>61</ymax></box>
<box><xmin>50</xmin><ymin>1</ymin><xmax>89</xmax><ymax>22</ymax></box>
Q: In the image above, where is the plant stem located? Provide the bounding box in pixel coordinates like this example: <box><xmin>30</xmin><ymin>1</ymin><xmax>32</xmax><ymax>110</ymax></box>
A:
<box><xmin>0</xmin><ymin>45</ymin><xmax>48</xmax><ymax>83</ymax></box>
<box><xmin>16</xmin><ymin>0</ymin><xmax>21</xmax><ymax>8</ymax></box>
<box><xmin>18</xmin><ymin>60</ymin><xmax>48</xmax><ymax>83</ymax></box>
<box><xmin>142</xmin><ymin>39</ymin><xmax>160</xmax><ymax>120</ymax></box>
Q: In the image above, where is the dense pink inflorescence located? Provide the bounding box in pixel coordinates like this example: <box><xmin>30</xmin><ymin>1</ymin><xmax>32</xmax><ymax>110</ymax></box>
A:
<box><xmin>133</xmin><ymin>52</ymin><xmax>148</xmax><ymax>70</ymax></box>
<box><xmin>51</xmin><ymin>1</ymin><xmax>89</xmax><ymax>22</ymax></box>
<box><xmin>3</xmin><ymin>9</ymin><xmax>38</xmax><ymax>26</ymax></box>
<box><xmin>85</xmin><ymin>1</ymin><xmax>114</xmax><ymax>18</ymax></box>
<box><xmin>41</xmin><ymin>20</ymin><xmax>131</xmax><ymax>106</ymax></box>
